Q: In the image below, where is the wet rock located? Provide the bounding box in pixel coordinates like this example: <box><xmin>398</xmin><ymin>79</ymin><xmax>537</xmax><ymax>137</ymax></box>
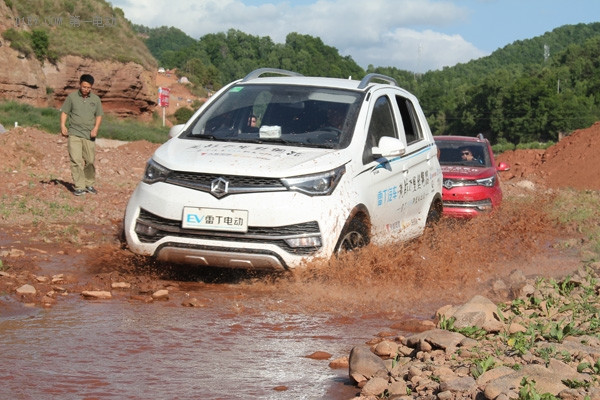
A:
<box><xmin>439</xmin><ymin>295</ymin><xmax>504</xmax><ymax>333</ymax></box>
<box><xmin>439</xmin><ymin>376</ymin><xmax>476</xmax><ymax>393</ymax></box>
<box><xmin>329</xmin><ymin>356</ymin><xmax>349</xmax><ymax>369</ymax></box>
<box><xmin>181</xmin><ymin>297</ymin><xmax>207</xmax><ymax>307</ymax></box>
<box><xmin>390</xmin><ymin>319</ymin><xmax>436</xmax><ymax>333</ymax></box>
<box><xmin>374</xmin><ymin>340</ymin><xmax>398</xmax><ymax>358</ymax></box>
<box><xmin>0</xmin><ymin>248</ymin><xmax>25</xmax><ymax>257</ymax></box>
<box><xmin>388</xmin><ymin>380</ymin><xmax>408</xmax><ymax>397</ymax></box>
<box><xmin>491</xmin><ymin>279</ymin><xmax>509</xmax><ymax>298</ymax></box>
<box><xmin>360</xmin><ymin>377</ymin><xmax>388</xmax><ymax>397</ymax></box>
<box><xmin>152</xmin><ymin>289</ymin><xmax>169</xmax><ymax>300</ymax></box>
<box><xmin>0</xmin><ymin>271</ymin><xmax>15</xmax><ymax>278</ymax></box>
<box><xmin>81</xmin><ymin>290</ymin><xmax>112</xmax><ymax>299</ymax></box>
<box><xmin>41</xmin><ymin>295</ymin><xmax>56</xmax><ymax>306</ymax></box>
<box><xmin>130</xmin><ymin>294</ymin><xmax>153</xmax><ymax>303</ymax></box>
<box><xmin>405</xmin><ymin>329</ymin><xmax>465</xmax><ymax>354</ymax></box>
<box><xmin>16</xmin><ymin>284</ymin><xmax>36</xmax><ymax>295</ymax></box>
<box><xmin>306</xmin><ymin>351</ymin><xmax>331</xmax><ymax>360</ymax></box>
<box><xmin>349</xmin><ymin>345</ymin><xmax>387</xmax><ymax>384</ymax></box>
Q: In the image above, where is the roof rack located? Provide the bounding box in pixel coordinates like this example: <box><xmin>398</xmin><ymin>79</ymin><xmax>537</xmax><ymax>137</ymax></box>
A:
<box><xmin>242</xmin><ymin>68</ymin><xmax>303</xmax><ymax>82</ymax></box>
<box><xmin>358</xmin><ymin>73</ymin><xmax>398</xmax><ymax>89</ymax></box>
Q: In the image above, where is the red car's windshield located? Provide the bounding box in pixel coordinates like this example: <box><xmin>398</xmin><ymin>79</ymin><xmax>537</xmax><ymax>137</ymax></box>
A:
<box><xmin>436</xmin><ymin>140</ymin><xmax>492</xmax><ymax>168</ymax></box>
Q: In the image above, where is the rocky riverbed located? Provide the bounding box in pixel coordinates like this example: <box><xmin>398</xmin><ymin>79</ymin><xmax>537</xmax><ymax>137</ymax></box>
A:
<box><xmin>347</xmin><ymin>265</ymin><xmax>600</xmax><ymax>399</ymax></box>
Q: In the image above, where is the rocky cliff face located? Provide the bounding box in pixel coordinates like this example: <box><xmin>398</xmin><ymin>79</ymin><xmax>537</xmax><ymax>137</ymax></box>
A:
<box><xmin>0</xmin><ymin>2</ymin><xmax>156</xmax><ymax>116</ymax></box>
<box><xmin>44</xmin><ymin>55</ymin><xmax>157</xmax><ymax>116</ymax></box>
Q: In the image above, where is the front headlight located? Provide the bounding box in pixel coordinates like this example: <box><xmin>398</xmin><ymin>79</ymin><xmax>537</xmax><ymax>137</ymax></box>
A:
<box><xmin>476</xmin><ymin>175</ymin><xmax>496</xmax><ymax>187</ymax></box>
<box><xmin>142</xmin><ymin>159</ymin><xmax>171</xmax><ymax>184</ymax></box>
<box><xmin>281</xmin><ymin>165</ymin><xmax>345</xmax><ymax>196</ymax></box>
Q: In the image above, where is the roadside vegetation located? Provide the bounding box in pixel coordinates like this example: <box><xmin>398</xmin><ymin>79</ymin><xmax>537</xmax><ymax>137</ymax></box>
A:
<box><xmin>0</xmin><ymin>101</ymin><xmax>169</xmax><ymax>143</ymax></box>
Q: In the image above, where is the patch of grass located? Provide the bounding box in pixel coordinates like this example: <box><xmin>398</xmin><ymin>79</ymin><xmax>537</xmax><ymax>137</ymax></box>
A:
<box><xmin>549</xmin><ymin>190</ymin><xmax>600</xmax><ymax>260</ymax></box>
<box><xmin>492</xmin><ymin>139</ymin><xmax>555</xmax><ymax>154</ymax></box>
<box><xmin>0</xmin><ymin>101</ymin><xmax>170</xmax><ymax>144</ymax></box>
<box><xmin>0</xmin><ymin>195</ymin><xmax>84</xmax><ymax>222</ymax></box>
<box><xmin>470</xmin><ymin>356</ymin><xmax>495</xmax><ymax>379</ymax></box>
<box><xmin>101</xmin><ymin>114</ymin><xmax>169</xmax><ymax>143</ymax></box>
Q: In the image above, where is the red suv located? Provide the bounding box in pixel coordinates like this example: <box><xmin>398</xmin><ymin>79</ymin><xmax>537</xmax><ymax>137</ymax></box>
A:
<box><xmin>434</xmin><ymin>135</ymin><xmax>510</xmax><ymax>218</ymax></box>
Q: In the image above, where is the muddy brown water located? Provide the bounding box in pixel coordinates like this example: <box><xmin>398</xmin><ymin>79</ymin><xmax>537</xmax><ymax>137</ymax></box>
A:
<box><xmin>0</xmin><ymin>197</ymin><xmax>583</xmax><ymax>399</ymax></box>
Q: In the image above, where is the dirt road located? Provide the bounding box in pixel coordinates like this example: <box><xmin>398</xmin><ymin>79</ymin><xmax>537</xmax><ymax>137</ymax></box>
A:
<box><xmin>1</xmin><ymin>122</ymin><xmax>599</xmax><ymax>308</ymax></box>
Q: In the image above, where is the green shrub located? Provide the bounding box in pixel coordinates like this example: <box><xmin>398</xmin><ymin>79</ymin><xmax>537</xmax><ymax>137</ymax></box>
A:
<box><xmin>174</xmin><ymin>107</ymin><xmax>194</xmax><ymax>124</ymax></box>
<box><xmin>31</xmin><ymin>29</ymin><xmax>49</xmax><ymax>61</ymax></box>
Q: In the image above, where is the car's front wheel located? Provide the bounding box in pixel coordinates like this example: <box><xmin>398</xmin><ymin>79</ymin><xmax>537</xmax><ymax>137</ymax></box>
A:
<box><xmin>335</xmin><ymin>218</ymin><xmax>370</xmax><ymax>253</ymax></box>
<box><xmin>426</xmin><ymin>198</ymin><xmax>443</xmax><ymax>228</ymax></box>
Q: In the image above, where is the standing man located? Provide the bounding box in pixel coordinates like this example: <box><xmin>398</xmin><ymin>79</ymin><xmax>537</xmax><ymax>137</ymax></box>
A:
<box><xmin>60</xmin><ymin>74</ymin><xmax>104</xmax><ymax>196</ymax></box>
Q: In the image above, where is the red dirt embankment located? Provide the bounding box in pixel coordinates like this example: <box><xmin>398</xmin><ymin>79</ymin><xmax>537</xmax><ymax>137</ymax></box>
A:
<box><xmin>497</xmin><ymin>121</ymin><xmax>600</xmax><ymax>190</ymax></box>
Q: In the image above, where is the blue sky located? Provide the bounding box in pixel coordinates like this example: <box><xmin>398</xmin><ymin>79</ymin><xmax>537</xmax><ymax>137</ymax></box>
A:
<box><xmin>110</xmin><ymin>0</ymin><xmax>600</xmax><ymax>73</ymax></box>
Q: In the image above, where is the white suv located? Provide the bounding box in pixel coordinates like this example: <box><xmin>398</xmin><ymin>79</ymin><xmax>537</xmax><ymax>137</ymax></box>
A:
<box><xmin>124</xmin><ymin>68</ymin><xmax>443</xmax><ymax>270</ymax></box>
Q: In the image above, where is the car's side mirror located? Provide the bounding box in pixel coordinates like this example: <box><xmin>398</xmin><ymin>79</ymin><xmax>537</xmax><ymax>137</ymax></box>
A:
<box><xmin>372</xmin><ymin>136</ymin><xmax>406</xmax><ymax>158</ymax></box>
<box><xmin>168</xmin><ymin>124</ymin><xmax>185</xmax><ymax>138</ymax></box>
<box><xmin>497</xmin><ymin>161</ymin><xmax>510</xmax><ymax>172</ymax></box>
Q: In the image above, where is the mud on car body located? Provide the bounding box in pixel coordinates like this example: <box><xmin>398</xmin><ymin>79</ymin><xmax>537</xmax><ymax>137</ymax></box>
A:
<box><xmin>124</xmin><ymin>68</ymin><xmax>443</xmax><ymax>270</ymax></box>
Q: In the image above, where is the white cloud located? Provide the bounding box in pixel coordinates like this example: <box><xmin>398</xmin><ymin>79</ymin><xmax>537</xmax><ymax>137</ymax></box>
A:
<box><xmin>111</xmin><ymin>0</ymin><xmax>487</xmax><ymax>72</ymax></box>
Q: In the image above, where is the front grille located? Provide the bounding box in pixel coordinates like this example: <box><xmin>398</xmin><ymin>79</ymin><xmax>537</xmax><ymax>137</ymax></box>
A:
<box><xmin>166</xmin><ymin>172</ymin><xmax>286</xmax><ymax>195</ymax></box>
<box><xmin>444</xmin><ymin>199</ymin><xmax>492</xmax><ymax>209</ymax></box>
<box><xmin>135</xmin><ymin>209</ymin><xmax>321</xmax><ymax>255</ymax></box>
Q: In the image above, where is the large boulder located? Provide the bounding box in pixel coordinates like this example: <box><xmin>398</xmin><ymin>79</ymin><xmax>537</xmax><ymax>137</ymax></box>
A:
<box><xmin>348</xmin><ymin>345</ymin><xmax>387</xmax><ymax>384</ymax></box>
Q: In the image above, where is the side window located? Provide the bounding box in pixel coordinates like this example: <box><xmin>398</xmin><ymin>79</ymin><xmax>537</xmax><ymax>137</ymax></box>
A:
<box><xmin>395</xmin><ymin>96</ymin><xmax>423</xmax><ymax>145</ymax></box>
<box><xmin>363</xmin><ymin>96</ymin><xmax>397</xmax><ymax>164</ymax></box>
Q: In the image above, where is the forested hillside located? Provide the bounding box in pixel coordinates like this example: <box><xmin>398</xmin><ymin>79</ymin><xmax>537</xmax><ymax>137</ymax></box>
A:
<box><xmin>137</xmin><ymin>22</ymin><xmax>600</xmax><ymax>145</ymax></box>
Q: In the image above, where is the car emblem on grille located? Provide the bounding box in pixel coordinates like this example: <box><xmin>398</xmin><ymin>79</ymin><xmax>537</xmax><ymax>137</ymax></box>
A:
<box><xmin>211</xmin><ymin>177</ymin><xmax>229</xmax><ymax>198</ymax></box>
<box><xmin>443</xmin><ymin>179</ymin><xmax>454</xmax><ymax>190</ymax></box>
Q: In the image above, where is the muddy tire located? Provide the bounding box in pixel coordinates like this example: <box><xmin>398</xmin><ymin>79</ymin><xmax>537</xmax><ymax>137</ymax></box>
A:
<box><xmin>336</xmin><ymin>218</ymin><xmax>369</xmax><ymax>253</ymax></box>
<box><xmin>426</xmin><ymin>199</ymin><xmax>443</xmax><ymax>228</ymax></box>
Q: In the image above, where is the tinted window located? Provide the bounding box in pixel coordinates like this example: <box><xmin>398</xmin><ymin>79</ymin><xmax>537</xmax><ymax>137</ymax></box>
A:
<box><xmin>363</xmin><ymin>96</ymin><xmax>397</xmax><ymax>163</ymax></box>
<box><xmin>396</xmin><ymin>96</ymin><xmax>423</xmax><ymax>145</ymax></box>
<box><xmin>436</xmin><ymin>140</ymin><xmax>492</xmax><ymax>167</ymax></box>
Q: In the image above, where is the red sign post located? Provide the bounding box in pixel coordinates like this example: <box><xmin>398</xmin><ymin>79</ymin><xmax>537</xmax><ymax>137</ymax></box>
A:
<box><xmin>158</xmin><ymin>87</ymin><xmax>170</xmax><ymax>126</ymax></box>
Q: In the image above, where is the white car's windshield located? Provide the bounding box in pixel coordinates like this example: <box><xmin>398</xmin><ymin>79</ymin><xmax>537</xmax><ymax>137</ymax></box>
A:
<box><xmin>185</xmin><ymin>84</ymin><xmax>363</xmax><ymax>149</ymax></box>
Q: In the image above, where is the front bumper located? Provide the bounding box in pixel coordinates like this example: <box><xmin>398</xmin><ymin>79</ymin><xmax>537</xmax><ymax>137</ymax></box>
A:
<box><xmin>124</xmin><ymin>182</ymin><xmax>346</xmax><ymax>270</ymax></box>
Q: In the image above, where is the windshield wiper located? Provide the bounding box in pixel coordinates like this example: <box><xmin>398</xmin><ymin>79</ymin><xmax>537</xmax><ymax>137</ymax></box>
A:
<box><xmin>243</xmin><ymin>138</ymin><xmax>293</xmax><ymax>145</ymax></box>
